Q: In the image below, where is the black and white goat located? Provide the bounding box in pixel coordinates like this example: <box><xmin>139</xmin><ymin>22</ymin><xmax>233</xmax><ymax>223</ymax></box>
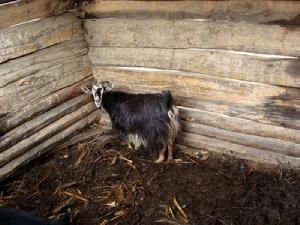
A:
<box><xmin>0</xmin><ymin>207</ymin><xmax>70</xmax><ymax>225</ymax></box>
<box><xmin>82</xmin><ymin>81</ymin><xmax>180</xmax><ymax>162</ymax></box>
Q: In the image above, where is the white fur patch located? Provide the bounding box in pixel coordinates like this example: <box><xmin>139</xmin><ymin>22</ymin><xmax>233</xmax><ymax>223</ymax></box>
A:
<box><xmin>128</xmin><ymin>134</ymin><xmax>147</xmax><ymax>149</ymax></box>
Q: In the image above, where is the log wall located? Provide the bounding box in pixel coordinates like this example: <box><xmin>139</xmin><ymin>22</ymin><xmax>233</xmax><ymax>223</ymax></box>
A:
<box><xmin>0</xmin><ymin>0</ymin><xmax>100</xmax><ymax>181</ymax></box>
<box><xmin>82</xmin><ymin>0</ymin><xmax>300</xmax><ymax>168</ymax></box>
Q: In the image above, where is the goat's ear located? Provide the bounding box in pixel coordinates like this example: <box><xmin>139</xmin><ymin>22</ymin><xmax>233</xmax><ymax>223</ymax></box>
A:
<box><xmin>81</xmin><ymin>86</ymin><xmax>92</xmax><ymax>94</ymax></box>
<box><xmin>102</xmin><ymin>81</ymin><xmax>113</xmax><ymax>92</ymax></box>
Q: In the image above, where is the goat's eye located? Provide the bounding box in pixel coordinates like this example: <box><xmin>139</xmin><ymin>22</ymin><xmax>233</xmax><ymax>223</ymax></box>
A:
<box><xmin>96</xmin><ymin>89</ymin><xmax>102</xmax><ymax>95</ymax></box>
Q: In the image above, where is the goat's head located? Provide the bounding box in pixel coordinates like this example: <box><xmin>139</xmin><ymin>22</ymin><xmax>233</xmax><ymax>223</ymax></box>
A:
<box><xmin>81</xmin><ymin>81</ymin><xmax>113</xmax><ymax>108</ymax></box>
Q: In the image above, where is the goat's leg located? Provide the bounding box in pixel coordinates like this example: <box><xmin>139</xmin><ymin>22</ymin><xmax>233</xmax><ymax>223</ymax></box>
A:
<box><xmin>167</xmin><ymin>143</ymin><xmax>173</xmax><ymax>161</ymax></box>
<box><xmin>155</xmin><ymin>146</ymin><xmax>166</xmax><ymax>163</ymax></box>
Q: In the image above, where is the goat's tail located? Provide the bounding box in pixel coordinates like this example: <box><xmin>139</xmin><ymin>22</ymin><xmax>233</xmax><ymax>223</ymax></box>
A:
<box><xmin>162</xmin><ymin>90</ymin><xmax>175</xmax><ymax>110</ymax></box>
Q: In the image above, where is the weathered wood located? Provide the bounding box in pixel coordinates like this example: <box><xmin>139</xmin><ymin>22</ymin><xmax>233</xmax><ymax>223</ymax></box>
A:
<box><xmin>0</xmin><ymin>13</ymin><xmax>82</xmax><ymax>63</ymax></box>
<box><xmin>0</xmin><ymin>0</ymin><xmax>73</xmax><ymax>29</ymax></box>
<box><xmin>0</xmin><ymin>77</ymin><xmax>93</xmax><ymax>135</ymax></box>
<box><xmin>179</xmin><ymin>107</ymin><xmax>300</xmax><ymax>145</ymax></box>
<box><xmin>0</xmin><ymin>102</ymin><xmax>97</xmax><ymax>167</ymax></box>
<box><xmin>0</xmin><ymin>95</ymin><xmax>91</xmax><ymax>151</ymax></box>
<box><xmin>181</xmin><ymin>120</ymin><xmax>300</xmax><ymax>157</ymax></box>
<box><xmin>85</xmin><ymin>18</ymin><xmax>300</xmax><ymax>56</ymax></box>
<box><xmin>80</xmin><ymin>1</ymin><xmax>300</xmax><ymax>24</ymax></box>
<box><xmin>0</xmin><ymin>55</ymin><xmax>92</xmax><ymax>115</ymax></box>
<box><xmin>0</xmin><ymin>111</ymin><xmax>100</xmax><ymax>182</ymax></box>
<box><xmin>178</xmin><ymin>132</ymin><xmax>300</xmax><ymax>168</ymax></box>
<box><xmin>89</xmin><ymin>47</ymin><xmax>300</xmax><ymax>88</ymax></box>
<box><xmin>0</xmin><ymin>38</ymin><xmax>88</xmax><ymax>88</ymax></box>
<box><xmin>93</xmin><ymin>66</ymin><xmax>300</xmax><ymax>129</ymax></box>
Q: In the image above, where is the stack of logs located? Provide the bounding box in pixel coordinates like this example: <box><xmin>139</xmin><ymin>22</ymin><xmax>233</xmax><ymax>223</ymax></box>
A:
<box><xmin>0</xmin><ymin>0</ymin><xmax>100</xmax><ymax>181</ymax></box>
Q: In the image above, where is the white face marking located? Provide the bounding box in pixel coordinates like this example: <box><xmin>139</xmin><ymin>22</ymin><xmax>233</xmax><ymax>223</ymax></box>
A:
<box><xmin>92</xmin><ymin>85</ymin><xmax>103</xmax><ymax>108</ymax></box>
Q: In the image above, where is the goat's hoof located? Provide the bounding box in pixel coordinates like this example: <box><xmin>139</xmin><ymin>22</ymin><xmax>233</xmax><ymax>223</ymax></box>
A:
<box><xmin>155</xmin><ymin>158</ymin><xmax>164</xmax><ymax>163</ymax></box>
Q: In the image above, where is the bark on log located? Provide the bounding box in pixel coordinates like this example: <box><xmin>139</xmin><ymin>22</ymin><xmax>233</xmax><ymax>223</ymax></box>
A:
<box><xmin>181</xmin><ymin>120</ymin><xmax>300</xmax><ymax>157</ymax></box>
<box><xmin>178</xmin><ymin>132</ymin><xmax>300</xmax><ymax>168</ymax></box>
<box><xmin>80</xmin><ymin>1</ymin><xmax>300</xmax><ymax>24</ymax></box>
<box><xmin>179</xmin><ymin>107</ymin><xmax>300</xmax><ymax>144</ymax></box>
<box><xmin>89</xmin><ymin>47</ymin><xmax>300</xmax><ymax>88</ymax></box>
<box><xmin>0</xmin><ymin>111</ymin><xmax>100</xmax><ymax>182</ymax></box>
<box><xmin>0</xmin><ymin>0</ymin><xmax>73</xmax><ymax>29</ymax></box>
<box><xmin>85</xmin><ymin>18</ymin><xmax>300</xmax><ymax>56</ymax></box>
<box><xmin>0</xmin><ymin>102</ymin><xmax>98</xmax><ymax>167</ymax></box>
<box><xmin>0</xmin><ymin>95</ymin><xmax>91</xmax><ymax>151</ymax></box>
<box><xmin>0</xmin><ymin>13</ymin><xmax>82</xmax><ymax>63</ymax></box>
<box><xmin>0</xmin><ymin>77</ymin><xmax>94</xmax><ymax>134</ymax></box>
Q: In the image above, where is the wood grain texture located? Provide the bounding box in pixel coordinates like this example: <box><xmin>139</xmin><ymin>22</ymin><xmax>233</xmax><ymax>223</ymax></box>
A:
<box><xmin>0</xmin><ymin>13</ymin><xmax>82</xmax><ymax>63</ymax></box>
<box><xmin>0</xmin><ymin>0</ymin><xmax>73</xmax><ymax>29</ymax></box>
<box><xmin>93</xmin><ymin>66</ymin><xmax>300</xmax><ymax>129</ymax></box>
<box><xmin>89</xmin><ymin>47</ymin><xmax>300</xmax><ymax>88</ymax></box>
<box><xmin>0</xmin><ymin>95</ymin><xmax>91</xmax><ymax>151</ymax></box>
<box><xmin>80</xmin><ymin>1</ymin><xmax>300</xmax><ymax>24</ymax></box>
<box><xmin>178</xmin><ymin>132</ymin><xmax>300</xmax><ymax>168</ymax></box>
<box><xmin>85</xmin><ymin>18</ymin><xmax>300</xmax><ymax>56</ymax></box>
<box><xmin>0</xmin><ymin>111</ymin><xmax>100</xmax><ymax>182</ymax></box>
<box><xmin>0</xmin><ymin>77</ymin><xmax>93</xmax><ymax>134</ymax></box>
<box><xmin>0</xmin><ymin>102</ymin><xmax>97</xmax><ymax>167</ymax></box>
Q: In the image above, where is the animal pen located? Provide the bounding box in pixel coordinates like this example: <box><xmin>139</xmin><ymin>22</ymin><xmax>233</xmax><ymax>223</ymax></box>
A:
<box><xmin>0</xmin><ymin>0</ymin><xmax>300</xmax><ymax>224</ymax></box>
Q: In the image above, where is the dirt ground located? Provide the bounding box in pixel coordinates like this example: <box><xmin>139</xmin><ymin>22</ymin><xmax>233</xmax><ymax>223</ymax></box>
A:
<box><xmin>1</xmin><ymin>128</ymin><xmax>300</xmax><ymax>225</ymax></box>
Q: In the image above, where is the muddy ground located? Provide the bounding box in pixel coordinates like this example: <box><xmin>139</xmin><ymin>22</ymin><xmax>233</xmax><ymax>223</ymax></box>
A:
<box><xmin>1</xmin><ymin>128</ymin><xmax>300</xmax><ymax>225</ymax></box>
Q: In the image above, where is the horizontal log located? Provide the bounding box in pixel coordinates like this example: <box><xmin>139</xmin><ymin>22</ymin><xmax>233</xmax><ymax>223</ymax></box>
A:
<box><xmin>0</xmin><ymin>38</ymin><xmax>88</xmax><ymax>88</ymax></box>
<box><xmin>89</xmin><ymin>47</ymin><xmax>300</xmax><ymax>88</ymax></box>
<box><xmin>0</xmin><ymin>0</ymin><xmax>73</xmax><ymax>29</ymax></box>
<box><xmin>178</xmin><ymin>132</ymin><xmax>300</xmax><ymax>168</ymax></box>
<box><xmin>85</xmin><ymin>18</ymin><xmax>300</xmax><ymax>56</ymax></box>
<box><xmin>93</xmin><ymin>66</ymin><xmax>300</xmax><ymax>129</ymax></box>
<box><xmin>80</xmin><ymin>1</ymin><xmax>300</xmax><ymax>24</ymax></box>
<box><xmin>0</xmin><ymin>111</ymin><xmax>100</xmax><ymax>182</ymax></box>
<box><xmin>0</xmin><ymin>77</ymin><xmax>94</xmax><ymax>135</ymax></box>
<box><xmin>0</xmin><ymin>94</ymin><xmax>91</xmax><ymax>151</ymax></box>
<box><xmin>181</xmin><ymin>120</ymin><xmax>300</xmax><ymax>157</ymax></box>
<box><xmin>179</xmin><ymin>107</ymin><xmax>300</xmax><ymax>145</ymax></box>
<box><xmin>0</xmin><ymin>13</ymin><xmax>82</xmax><ymax>63</ymax></box>
<box><xmin>0</xmin><ymin>55</ymin><xmax>93</xmax><ymax>115</ymax></box>
<box><xmin>0</xmin><ymin>102</ymin><xmax>98</xmax><ymax>167</ymax></box>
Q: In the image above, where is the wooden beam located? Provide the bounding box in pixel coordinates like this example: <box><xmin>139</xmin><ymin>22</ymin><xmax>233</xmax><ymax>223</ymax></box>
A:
<box><xmin>181</xmin><ymin>120</ymin><xmax>300</xmax><ymax>157</ymax></box>
<box><xmin>93</xmin><ymin>66</ymin><xmax>300</xmax><ymax>129</ymax></box>
<box><xmin>0</xmin><ymin>0</ymin><xmax>73</xmax><ymax>29</ymax></box>
<box><xmin>85</xmin><ymin>18</ymin><xmax>300</xmax><ymax>56</ymax></box>
<box><xmin>0</xmin><ymin>55</ymin><xmax>92</xmax><ymax>115</ymax></box>
<box><xmin>0</xmin><ymin>111</ymin><xmax>100</xmax><ymax>182</ymax></box>
<box><xmin>178</xmin><ymin>132</ymin><xmax>300</xmax><ymax>168</ymax></box>
<box><xmin>179</xmin><ymin>107</ymin><xmax>300</xmax><ymax>145</ymax></box>
<box><xmin>0</xmin><ymin>95</ymin><xmax>91</xmax><ymax>151</ymax></box>
<box><xmin>0</xmin><ymin>102</ymin><xmax>97</xmax><ymax>167</ymax></box>
<box><xmin>0</xmin><ymin>13</ymin><xmax>82</xmax><ymax>63</ymax></box>
<box><xmin>80</xmin><ymin>1</ymin><xmax>300</xmax><ymax>24</ymax></box>
<box><xmin>89</xmin><ymin>47</ymin><xmax>300</xmax><ymax>88</ymax></box>
<box><xmin>0</xmin><ymin>77</ymin><xmax>93</xmax><ymax>135</ymax></box>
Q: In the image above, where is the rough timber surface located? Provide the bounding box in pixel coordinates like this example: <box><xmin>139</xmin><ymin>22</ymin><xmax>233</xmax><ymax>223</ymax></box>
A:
<box><xmin>1</xmin><ymin>131</ymin><xmax>300</xmax><ymax>225</ymax></box>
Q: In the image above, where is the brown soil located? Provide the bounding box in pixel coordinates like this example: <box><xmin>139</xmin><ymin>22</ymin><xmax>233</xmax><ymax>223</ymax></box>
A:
<box><xmin>1</xmin><ymin>129</ymin><xmax>300</xmax><ymax>225</ymax></box>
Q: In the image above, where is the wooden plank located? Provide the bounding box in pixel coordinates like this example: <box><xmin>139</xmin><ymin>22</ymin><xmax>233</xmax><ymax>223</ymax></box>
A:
<box><xmin>93</xmin><ymin>66</ymin><xmax>300</xmax><ymax>129</ymax></box>
<box><xmin>0</xmin><ymin>111</ymin><xmax>100</xmax><ymax>182</ymax></box>
<box><xmin>0</xmin><ymin>102</ymin><xmax>97</xmax><ymax>167</ymax></box>
<box><xmin>0</xmin><ymin>55</ymin><xmax>92</xmax><ymax>115</ymax></box>
<box><xmin>89</xmin><ymin>47</ymin><xmax>300</xmax><ymax>88</ymax></box>
<box><xmin>181</xmin><ymin>120</ymin><xmax>300</xmax><ymax>157</ymax></box>
<box><xmin>0</xmin><ymin>0</ymin><xmax>73</xmax><ymax>29</ymax></box>
<box><xmin>0</xmin><ymin>94</ymin><xmax>91</xmax><ymax>151</ymax></box>
<box><xmin>0</xmin><ymin>38</ymin><xmax>88</xmax><ymax>88</ymax></box>
<box><xmin>85</xmin><ymin>18</ymin><xmax>300</xmax><ymax>56</ymax></box>
<box><xmin>0</xmin><ymin>13</ymin><xmax>82</xmax><ymax>63</ymax></box>
<box><xmin>179</xmin><ymin>107</ymin><xmax>300</xmax><ymax>145</ymax></box>
<box><xmin>80</xmin><ymin>1</ymin><xmax>300</xmax><ymax>24</ymax></box>
<box><xmin>178</xmin><ymin>132</ymin><xmax>300</xmax><ymax>168</ymax></box>
<box><xmin>0</xmin><ymin>77</ymin><xmax>93</xmax><ymax>135</ymax></box>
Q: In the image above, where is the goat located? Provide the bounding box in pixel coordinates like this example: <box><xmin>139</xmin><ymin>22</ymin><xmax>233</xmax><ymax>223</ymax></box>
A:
<box><xmin>0</xmin><ymin>207</ymin><xmax>70</xmax><ymax>225</ymax></box>
<box><xmin>82</xmin><ymin>81</ymin><xmax>180</xmax><ymax>162</ymax></box>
